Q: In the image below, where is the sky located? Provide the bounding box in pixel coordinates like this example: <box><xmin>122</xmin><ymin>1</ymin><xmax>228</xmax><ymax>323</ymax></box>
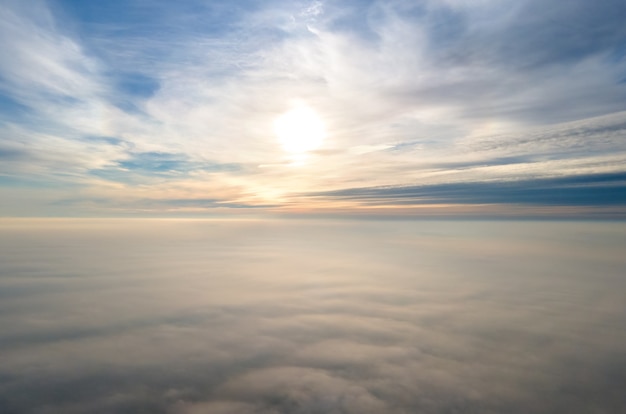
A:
<box><xmin>1</xmin><ymin>0</ymin><xmax>626</xmax><ymax>217</ymax></box>
<box><xmin>1</xmin><ymin>218</ymin><xmax>625</xmax><ymax>413</ymax></box>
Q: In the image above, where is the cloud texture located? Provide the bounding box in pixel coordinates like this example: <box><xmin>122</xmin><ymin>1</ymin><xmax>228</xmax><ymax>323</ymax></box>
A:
<box><xmin>0</xmin><ymin>0</ymin><xmax>625</xmax><ymax>216</ymax></box>
<box><xmin>1</xmin><ymin>219</ymin><xmax>625</xmax><ymax>413</ymax></box>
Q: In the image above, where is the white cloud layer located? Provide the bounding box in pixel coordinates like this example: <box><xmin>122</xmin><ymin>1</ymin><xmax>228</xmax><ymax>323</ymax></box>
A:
<box><xmin>0</xmin><ymin>219</ymin><xmax>625</xmax><ymax>412</ymax></box>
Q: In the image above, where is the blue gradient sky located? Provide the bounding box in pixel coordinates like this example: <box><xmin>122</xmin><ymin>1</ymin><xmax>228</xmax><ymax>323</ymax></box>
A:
<box><xmin>1</xmin><ymin>0</ymin><xmax>625</xmax><ymax>217</ymax></box>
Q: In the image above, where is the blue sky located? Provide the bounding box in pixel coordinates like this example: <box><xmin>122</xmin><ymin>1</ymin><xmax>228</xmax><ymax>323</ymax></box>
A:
<box><xmin>1</xmin><ymin>0</ymin><xmax>625</xmax><ymax>217</ymax></box>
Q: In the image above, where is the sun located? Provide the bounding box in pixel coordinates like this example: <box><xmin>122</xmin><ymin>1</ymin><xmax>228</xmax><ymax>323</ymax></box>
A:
<box><xmin>274</xmin><ymin>105</ymin><xmax>326</xmax><ymax>155</ymax></box>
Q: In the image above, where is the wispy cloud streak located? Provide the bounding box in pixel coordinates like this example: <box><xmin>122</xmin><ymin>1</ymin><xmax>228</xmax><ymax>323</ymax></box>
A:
<box><xmin>310</xmin><ymin>172</ymin><xmax>626</xmax><ymax>207</ymax></box>
<box><xmin>0</xmin><ymin>0</ymin><xmax>625</xmax><ymax>215</ymax></box>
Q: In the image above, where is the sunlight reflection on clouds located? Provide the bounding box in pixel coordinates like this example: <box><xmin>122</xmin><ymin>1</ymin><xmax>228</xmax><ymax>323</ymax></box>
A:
<box><xmin>0</xmin><ymin>219</ymin><xmax>625</xmax><ymax>413</ymax></box>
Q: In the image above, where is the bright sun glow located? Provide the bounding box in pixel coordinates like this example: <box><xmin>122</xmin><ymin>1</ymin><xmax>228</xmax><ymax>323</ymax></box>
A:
<box><xmin>274</xmin><ymin>105</ymin><xmax>326</xmax><ymax>155</ymax></box>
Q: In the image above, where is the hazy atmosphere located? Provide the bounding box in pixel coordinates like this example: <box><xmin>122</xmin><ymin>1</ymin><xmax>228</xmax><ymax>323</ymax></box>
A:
<box><xmin>1</xmin><ymin>1</ymin><xmax>626</xmax><ymax>413</ymax></box>
<box><xmin>1</xmin><ymin>219</ymin><xmax>625</xmax><ymax>413</ymax></box>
